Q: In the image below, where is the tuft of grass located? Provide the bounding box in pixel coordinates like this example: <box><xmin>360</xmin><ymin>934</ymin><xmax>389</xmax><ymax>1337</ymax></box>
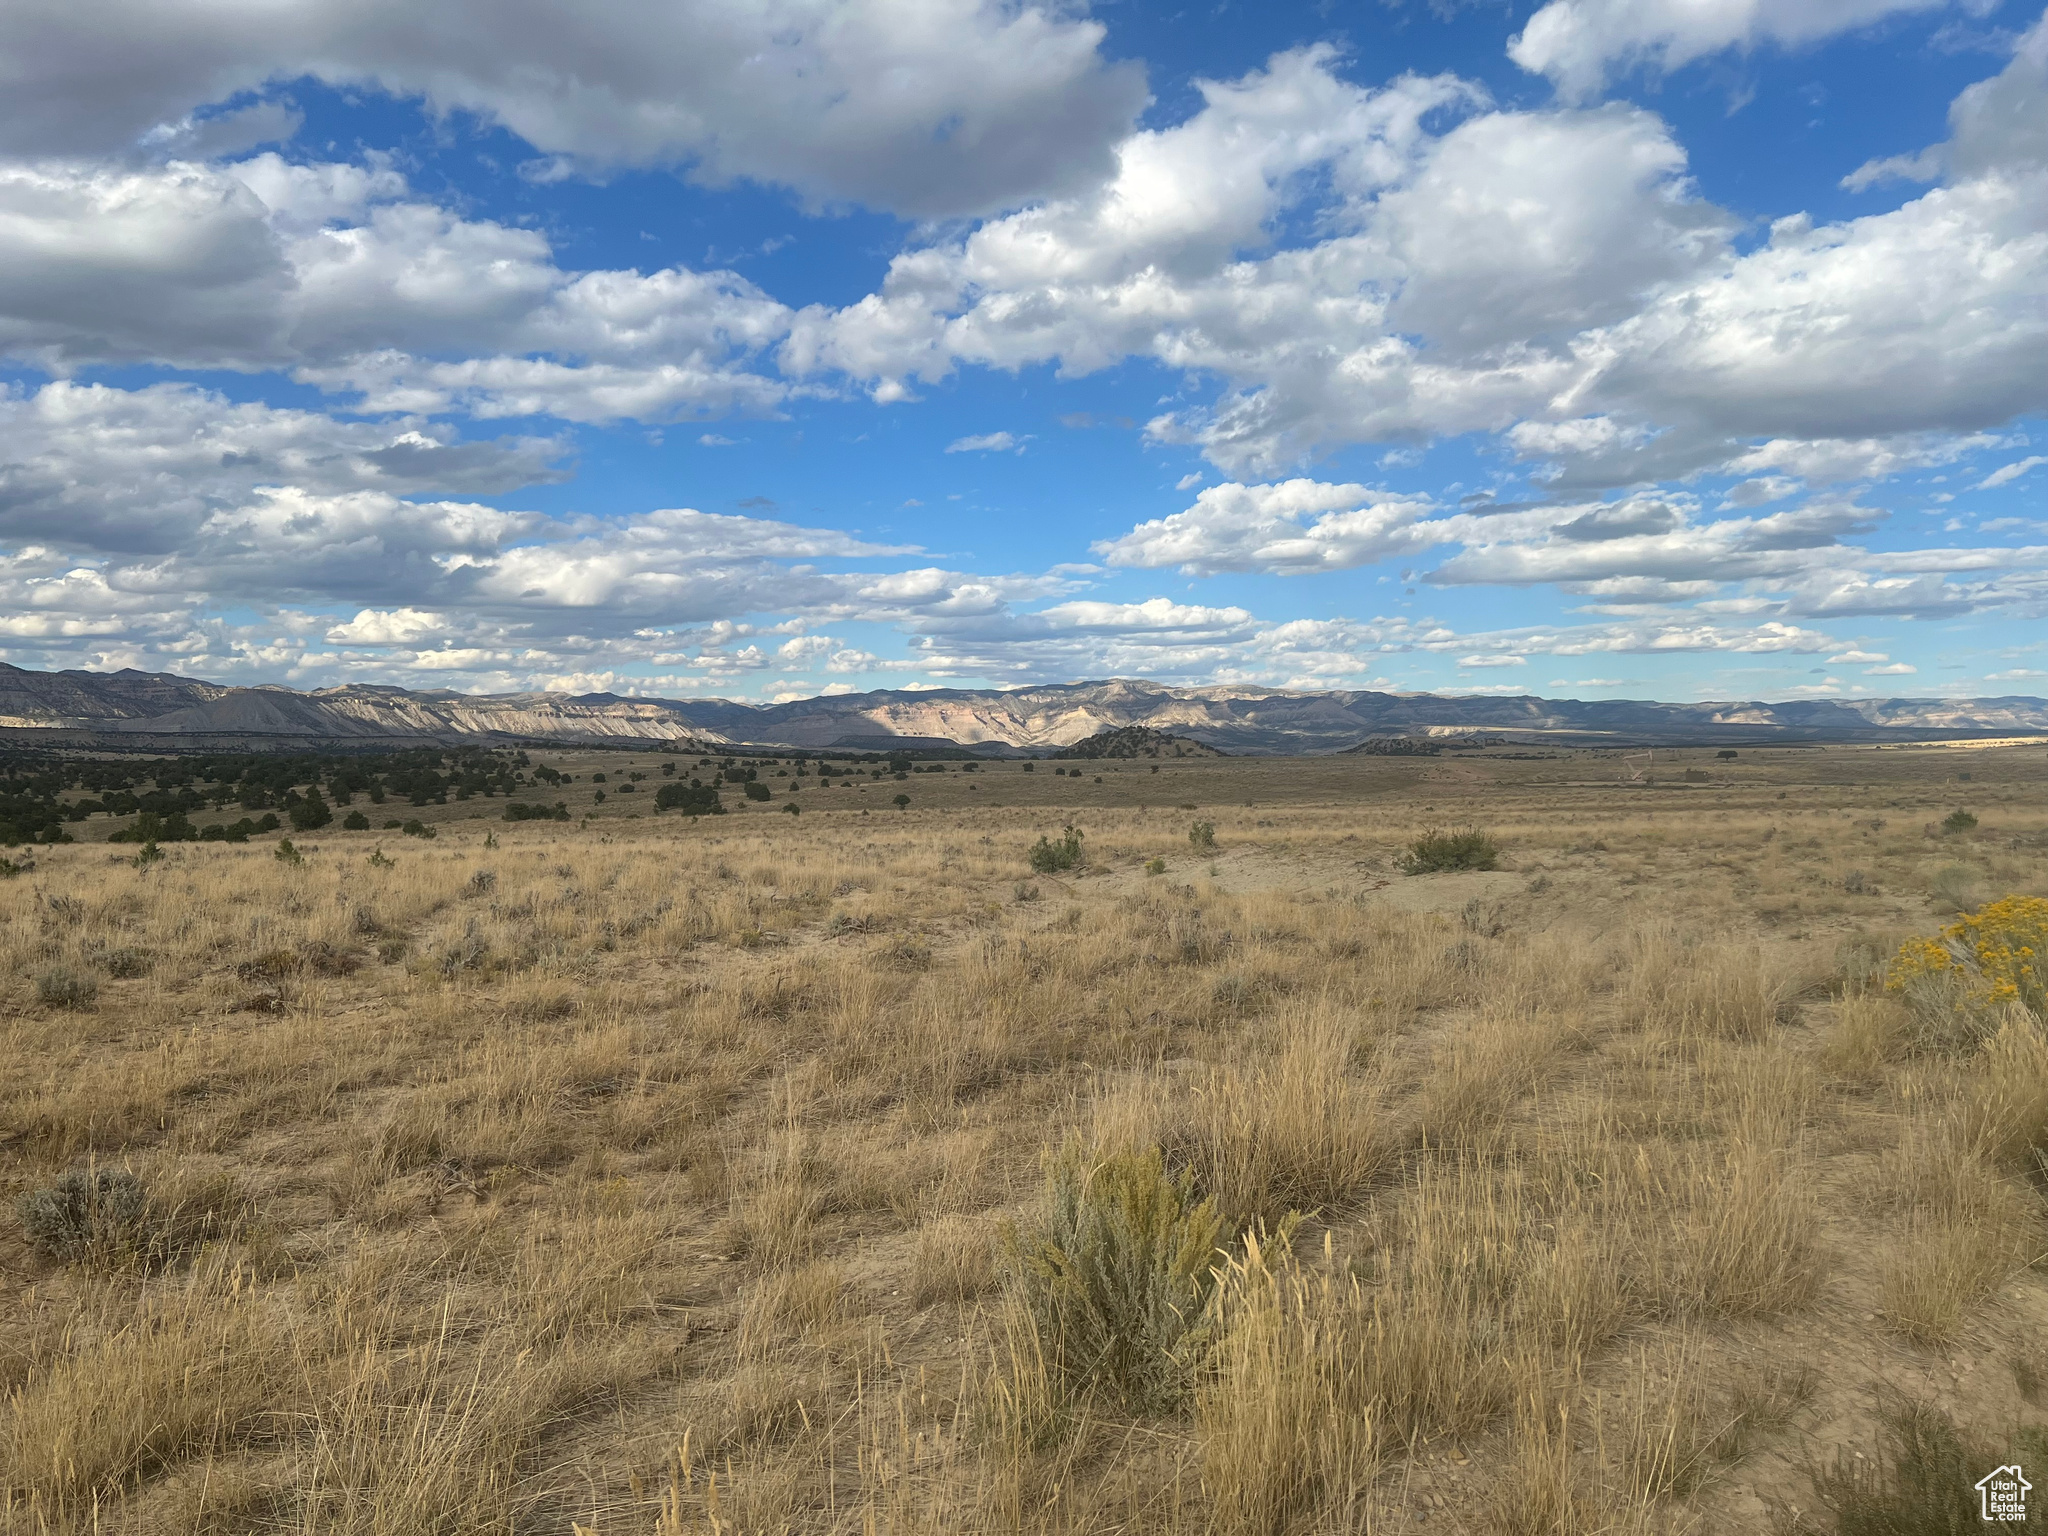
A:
<box><xmin>1099</xmin><ymin>1004</ymin><xmax>1393</xmax><ymax>1227</ymax></box>
<box><xmin>1400</xmin><ymin>827</ymin><xmax>1499</xmax><ymax>874</ymax></box>
<box><xmin>912</xmin><ymin>1215</ymin><xmax>997</xmax><ymax>1307</ymax></box>
<box><xmin>1198</xmin><ymin>1226</ymin><xmax>1380</xmax><ymax>1535</ymax></box>
<box><xmin>1000</xmin><ymin>1142</ymin><xmax>1229</xmax><ymax>1417</ymax></box>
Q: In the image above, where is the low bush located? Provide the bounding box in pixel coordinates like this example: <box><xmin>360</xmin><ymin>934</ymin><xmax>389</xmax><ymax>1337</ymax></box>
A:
<box><xmin>1886</xmin><ymin>895</ymin><xmax>2047</xmax><ymax>1031</ymax></box>
<box><xmin>743</xmin><ymin>781</ymin><xmax>771</xmax><ymax>801</ymax></box>
<box><xmin>1000</xmin><ymin>1142</ymin><xmax>1229</xmax><ymax>1416</ymax></box>
<box><xmin>342</xmin><ymin>809</ymin><xmax>371</xmax><ymax>830</ymax></box>
<box><xmin>36</xmin><ymin>965</ymin><xmax>99</xmax><ymax>1009</ymax></box>
<box><xmin>274</xmin><ymin>838</ymin><xmax>303</xmax><ymax>865</ymax></box>
<box><xmin>1189</xmin><ymin>820</ymin><xmax>1217</xmax><ymax>851</ymax></box>
<box><xmin>103</xmin><ymin>946</ymin><xmax>151</xmax><ymax>978</ymax></box>
<box><xmin>1941</xmin><ymin>808</ymin><xmax>1978</xmax><ymax>834</ymax></box>
<box><xmin>1028</xmin><ymin>824</ymin><xmax>1085</xmax><ymax>874</ymax></box>
<box><xmin>1399</xmin><ymin>827</ymin><xmax>1499</xmax><ymax>874</ymax></box>
<box><xmin>402</xmin><ymin>820</ymin><xmax>436</xmax><ymax>839</ymax></box>
<box><xmin>19</xmin><ymin>1166</ymin><xmax>153</xmax><ymax>1263</ymax></box>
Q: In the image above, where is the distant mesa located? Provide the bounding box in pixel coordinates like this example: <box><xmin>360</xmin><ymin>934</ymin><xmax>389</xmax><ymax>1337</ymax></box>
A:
<box><xmin>0</xmin><ymin>664</ymin><xmax>2045</xmax><ymax>754</ymax></box>
<box><xmin>1050</xmin><ymin>725</ymin><xmax>1224</xmax><ymax>759</ymax></box>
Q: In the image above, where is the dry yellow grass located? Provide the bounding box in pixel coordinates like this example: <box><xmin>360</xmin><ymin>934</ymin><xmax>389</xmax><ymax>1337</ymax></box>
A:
<box><xmin>3</xmin><ymin>739</ymin><xmax>2047</xmax><ymax>1533</ymax></box>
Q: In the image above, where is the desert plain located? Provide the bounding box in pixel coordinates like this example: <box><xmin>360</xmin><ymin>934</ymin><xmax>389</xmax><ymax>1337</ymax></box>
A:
<box><xmin>3</xmin><ymin>737</ymin><xmax>2046</xmax><ymax>1534</ymax></box>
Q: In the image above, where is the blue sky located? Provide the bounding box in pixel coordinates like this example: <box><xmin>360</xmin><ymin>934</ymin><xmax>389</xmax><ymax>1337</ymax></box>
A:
<box><xmin>0</xmin><ymin>0</ymin><xmax>2043</xmax><ymax>704</ymax></box>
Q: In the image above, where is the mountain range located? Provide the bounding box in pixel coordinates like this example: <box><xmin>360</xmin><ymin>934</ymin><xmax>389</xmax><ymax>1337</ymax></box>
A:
<box><xmin>1</xmin><ymin>664</ymin><xmax>2045</xmax><ymax>754</ymax></box>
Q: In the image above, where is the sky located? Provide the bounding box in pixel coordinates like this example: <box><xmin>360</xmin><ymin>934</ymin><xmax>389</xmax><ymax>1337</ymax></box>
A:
<box><xmin>0</xmin><ymin>0</ymin><xmax>2044</xmax><ymax>706</ymax></box>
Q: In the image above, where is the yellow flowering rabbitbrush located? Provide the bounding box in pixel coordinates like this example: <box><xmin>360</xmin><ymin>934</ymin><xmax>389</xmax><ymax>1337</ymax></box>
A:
<box><xmin>1887</xmin><ymin>895</ymin><xmax>2048</xmax><ymax>1020</ymax></box>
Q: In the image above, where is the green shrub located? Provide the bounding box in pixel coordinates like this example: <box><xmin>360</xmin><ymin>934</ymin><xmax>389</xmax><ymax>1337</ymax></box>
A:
<box><xmin>35</xmin><ymin>965</ymin><xmax>99</xmax><ymax>1009</ymax></box>
<box><xmin>1145</xmin><ymin>857</ymin><xmax>1167</xmax><ymax>876</ymax></box>
<box><xmin>1189</xmin><ymin>821</ymin><xmax>1216</xmax><ymax>851</ymax></box>
<box><xmin>288</xmin><ymin>789</ymin><xmax>333</xmax><ymax>831</ymax></box>
<box><xmin>200</xmin><ymin>817</ymin><xmax>263</xmax><ymax>842</ymax></box>
<box><xmin>274</xmin><ymin>838</ymin><xmax>303</xmax><ymax>865</ymax></box>
<box><xmin>401</xmin><ymin>820</ymin><xmax>436</xmax><ymax>839</ymax></box>
<box><xmin>1399</xmin><ymin>827</ymin><xmax>1499</xmax><ymax>874</ymax></box>
<box><xmin>502</xmin><ymin>801</ymin><xmax>569</xmax><ymax>822</ymax></box>
<box><xmin>1804</xmin><ymin>1395</ymin><xmax>2048</xmax><ymax>1533</ymax></box>
<box><xmin>108</xmin><ymin>811</ymin><xmax>197</xmax><ymax>843</ymax></box>
<box><xmin>744</xmin><ymin>781</ymin><xmax>771</xmax><ymax>801</ymax></box>
<box><xmin>1001</xmin><ymin>1143</ymin><xmax>1230</xmax><ymax>1416</ymax></box>
<box><xmin>893</xmin><ymin>793</ymin><xmax>911</xmax><ymax>811</ymax></box>
<box><xmin>654</xmin><ymin>782</ymin><xmax>724</xmax><ymax>816</ymax></box>
<box><xmin>1028</xmin><ymin>824</ymin><xmax>1085</xmax><ymax>874</ymax></box>
<box><xmin>342</xmin><ymin>809</ymin><xmax>371</xmax><ymax>830</ymax></box>
<box><xmin>130</xmin><ymin>839</ymin><xmax>164</xmax><ymax>868</ymax></box>
<box><xmin>1941</xmin><ymin>809</ymin><xmax>1978</xmax><ymax>834</ymax></box>
<box><xmin>19</xmin><ymin>1166</ymin><xmax>152</xmax><ymax>1263</ymax></box>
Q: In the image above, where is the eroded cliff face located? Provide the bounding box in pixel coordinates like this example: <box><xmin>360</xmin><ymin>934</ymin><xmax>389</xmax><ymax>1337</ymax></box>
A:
<box><xmin>1</xmin><ymin>664</ymin><xmax>2044</xmax><ymax>751</ymax></box>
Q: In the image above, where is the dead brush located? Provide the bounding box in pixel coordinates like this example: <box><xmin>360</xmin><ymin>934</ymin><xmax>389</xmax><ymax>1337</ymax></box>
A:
<box><xmin>1639</xmin><ymin>936</ymin><xmax>1790</xmax><ymax>1042</ymax></box>
<box><xmin>1100</xmin><ymin>1003</ymin><xmax>1394</xmax><ymax>1226</ymax></box>
<box><xmin>2</xmin><ymin>1256</ymin><xmax>287</xmax><ymax>1513</ymax></box>
<box><xmin>1414</xmin><ymin>1002</ymin><xmax>1571</xmax><ymax>1149</ymax></box>
<box><xmin>1876</xmin><ymin>1111</ymin><xmax>2039</xmax><ymax>1343</ymax></box>
<box><xmin>1655</xmin><ymin>1139</ymin><xmax>1819</xmax><ymax>1319</ymax></box>
<box><xmin>913</xmin><ymin>1214</ymin><xmax>998</xmax><ymax>1307</ymax></box>
<box><xmin>1198</xmin><ymin>1227</ymin><xmax>1381</xmax><ymax>1535</ymax></box>
<box><xmin>1601</xmin><ymin>1333</ymin><xmax>1817</xmax><ymax>1506</ymax></box>
<box><xmin>738</xmin><ymin>1261</ymin><xmax>846</xmax><ymax>1357</ymax></box>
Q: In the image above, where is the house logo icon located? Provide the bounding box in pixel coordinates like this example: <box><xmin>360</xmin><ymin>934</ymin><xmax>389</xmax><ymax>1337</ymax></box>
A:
<box><xmin>1977</xmin><ymin>1464</ymin><xmax>2030</xmax><ymax>1523</ymax></box>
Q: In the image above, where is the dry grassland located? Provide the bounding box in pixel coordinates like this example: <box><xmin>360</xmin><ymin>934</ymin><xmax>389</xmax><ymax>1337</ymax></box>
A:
<box><xmin>3</xmin><ymin>741</ymin><xmax>2047</xmax><ymax>1533</ymax></box>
